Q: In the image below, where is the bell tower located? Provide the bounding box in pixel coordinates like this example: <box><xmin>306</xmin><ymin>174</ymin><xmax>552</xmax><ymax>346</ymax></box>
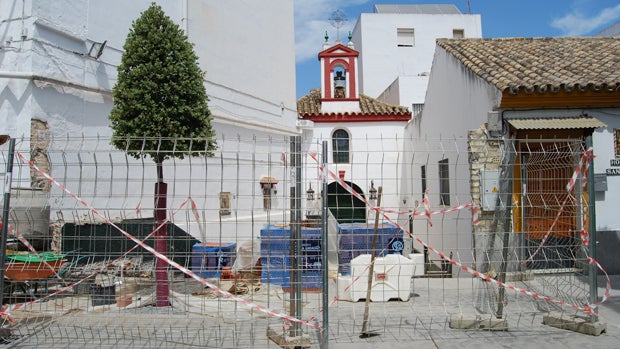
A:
<box><xmin>319</xmin><ymin>33</ymin><xmax>360</xmax><ymax>113</ymax></box>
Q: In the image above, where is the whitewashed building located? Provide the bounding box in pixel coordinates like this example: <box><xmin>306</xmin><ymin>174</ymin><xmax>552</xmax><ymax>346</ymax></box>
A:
<box><xmin>350</xmin><ymin>4</ymin><xmax>481</xmax><ymax>107</ymax></box>
<box><xmin>297</xmin><ymin>39</ymin><xmax>410</xmax><ymax>223</ymax></box>
<box><xmin>0</xmin><ymin>1</ymin><xmax>298</xmax><ymax>243</ymax></box>
<box><xmin>406</xmin><ymin>37</ymin><xmax>620</xmax><ymax>274</ymax></box>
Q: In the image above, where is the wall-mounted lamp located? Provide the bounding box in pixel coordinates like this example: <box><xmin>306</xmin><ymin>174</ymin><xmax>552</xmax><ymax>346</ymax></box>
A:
<box><xmin>259</xmin><ymin>176</ymin><xmax>278</xmax><ymax>195</ymax></box>
<box><xmin>307</xmin><ymin>183</ymin><xmax>315</xmax><ymax>201</ymax></box>
<box><xmin>369</xmin><ymin>180</ymin><xmax>377</xmax><ymax>200</ymax></box>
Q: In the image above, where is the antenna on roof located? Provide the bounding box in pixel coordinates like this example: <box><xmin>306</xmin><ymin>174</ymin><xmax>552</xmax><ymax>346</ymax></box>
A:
<box><xmin>328</xmin><ymin>9</ymin><xmax>348</xmax><ymax>42</ymax></box>
<box><xmin>467</xmin><ymin>0</ymin><xmax>471</xmax><ymax>14</ymax></box>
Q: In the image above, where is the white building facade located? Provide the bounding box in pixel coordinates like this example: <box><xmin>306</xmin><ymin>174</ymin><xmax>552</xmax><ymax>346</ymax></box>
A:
<box><xmin>0</xmin><ymin>0</ymin><xmax>298</xmax><ymax>140</ymax></box>
<box><xmin>351</xmin><ymin>4</ymin><xmax>481</xmax><ymax>107</ymax></box>
<box><xmin>297</xmin><ymin>40</ymin><xmax>411</xmax><ymax>223</ymax></box>
<box><xmin>407</xmin><ymin>37</ymin><xmax>620</xmax><ymax>274</ymax></box>
<box><xmin>0</xmin><ymin>0</ymin><xmax>299</xmax><ymax>243</ymax></box>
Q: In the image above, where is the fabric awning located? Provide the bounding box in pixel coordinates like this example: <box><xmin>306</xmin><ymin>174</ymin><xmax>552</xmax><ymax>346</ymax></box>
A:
<box><xmin>506</xmin><ymin>116</ymin><xmax>606</xmax><ymax>130</ymax></box>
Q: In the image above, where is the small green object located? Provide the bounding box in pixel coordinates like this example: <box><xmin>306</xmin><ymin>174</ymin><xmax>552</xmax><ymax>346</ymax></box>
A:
<box><xmin>324</xmin><ymin>31</ymin><xmax>329</xmax><ymax>42</ymax></box>
<box><xmin>6</xmin><ymin>252</ymin><xmax>65</xmax><ymax>263</ymax></box>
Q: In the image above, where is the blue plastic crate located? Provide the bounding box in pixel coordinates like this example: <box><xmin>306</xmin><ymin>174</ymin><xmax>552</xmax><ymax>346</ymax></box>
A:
<box><xmin>261</xmin><ymin>256</ymin><xmax>290</xmax><ymax>287</ymax></box>
<box><xmin>191</xmin><ymin>242</ymin><xmax>236</xmax><ymax>278</ymax></box>
<box><xmin>337</xmin><ymin>223</ymin><xmax>403</xmax><ymax>275</ymax></box>
<box><xmin>260</xmin><ymin>225</ymin><xmax>323</xmax><ymax>289</ymax></box>
<box><xmin>260</xmin><ymin>232</ymin><xmax>290</xmax><ymax>255</ymax></box>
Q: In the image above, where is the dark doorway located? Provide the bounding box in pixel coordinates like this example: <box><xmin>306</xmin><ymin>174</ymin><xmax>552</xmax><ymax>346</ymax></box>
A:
<box><xmin>327</xmin><ymin>181</ymin><xmax>367</xmax><ymax>223</ymax></box>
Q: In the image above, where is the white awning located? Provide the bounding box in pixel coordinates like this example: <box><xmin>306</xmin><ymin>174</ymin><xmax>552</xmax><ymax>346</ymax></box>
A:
<box><xmin>506</xmin><ymin>116</ymin><xmax>606</xmax><ymax>130</ymax></box>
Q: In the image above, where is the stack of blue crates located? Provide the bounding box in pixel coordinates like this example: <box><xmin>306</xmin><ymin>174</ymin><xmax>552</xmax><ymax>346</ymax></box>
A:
<box><xmin>260</xmin><ymin>225</ymin><xmax>322</xmax><ymax>289</ymax></box>
<box><xmin>337</xmin><ymin>222</ymin><xmax>403</xmax><ymax>275</ymax></box>
<box><xmin>191</xmin><ymin>242</ymin><xmax>237</xmax><ymax>278</ymax></box>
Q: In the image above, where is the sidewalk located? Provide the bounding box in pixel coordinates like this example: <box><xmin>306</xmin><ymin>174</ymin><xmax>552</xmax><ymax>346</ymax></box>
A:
<box><xmin>2</xmin><ymin>275</ymin><xmax>618</xmax><ymax>348</ymax></box>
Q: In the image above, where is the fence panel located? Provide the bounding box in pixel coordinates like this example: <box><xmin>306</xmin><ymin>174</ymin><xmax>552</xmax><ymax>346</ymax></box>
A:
<box><xmin>0</xmin><ymin>134</ymin><xmax>613</xmax><ymax>348</ymax></box>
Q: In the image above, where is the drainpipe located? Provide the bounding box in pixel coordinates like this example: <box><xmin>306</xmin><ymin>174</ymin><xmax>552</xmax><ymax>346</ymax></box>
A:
<box><xmin>182</xmin><ymin>0</ymin><xmax>188</xmax><ymax>34</ymax></box>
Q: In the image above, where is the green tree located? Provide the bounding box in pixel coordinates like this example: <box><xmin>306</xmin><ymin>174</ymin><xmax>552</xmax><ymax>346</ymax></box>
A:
<box><xmin>109</xmin><ymin>3</ymin><xmax>216</xmax><ymax>306</ymax></box>
<box><xmin>110</xmin><ymin>3</ymin><xmax>216</xmax><ymax>182</ymax></box>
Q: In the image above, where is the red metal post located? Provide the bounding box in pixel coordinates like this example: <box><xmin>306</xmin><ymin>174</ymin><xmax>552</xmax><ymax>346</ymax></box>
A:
<box><xmin>154</xmin><ymin>182</ymin><xmax>168</xmax><ymax>306</ymax></box>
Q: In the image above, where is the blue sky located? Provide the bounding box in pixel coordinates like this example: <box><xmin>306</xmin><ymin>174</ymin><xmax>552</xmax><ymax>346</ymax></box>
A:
<box><xmin>294</xmin><ymin>0</ymin><xmax>620</xmax><ymax>99</ymax></box>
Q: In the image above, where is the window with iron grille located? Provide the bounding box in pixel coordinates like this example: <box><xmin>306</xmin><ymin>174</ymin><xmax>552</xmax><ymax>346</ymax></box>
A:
<box><xmin>421</xmin><ymin>165</ymin><xmax>427</xmax><ymax>199</ymax></box>
<box><xmin>438</xmin><ymin>158</ymin><xmax>450</xmax><ymax>205</ymax></box>
<box><xmin>332</xmin><ymin>129</ymin><xmax>350</xmax><ymax>163</ymax></box>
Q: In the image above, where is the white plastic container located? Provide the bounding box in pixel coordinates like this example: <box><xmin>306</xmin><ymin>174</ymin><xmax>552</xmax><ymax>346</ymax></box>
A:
<box><xmin>408</xmin><ymin>253</ymin><xmax>425</xmax><ymax>276</ymax></box>
<box><xmin>338</xmin><ymin>254</ymin><xmax>414</xmax><ymax>302</ymax></box>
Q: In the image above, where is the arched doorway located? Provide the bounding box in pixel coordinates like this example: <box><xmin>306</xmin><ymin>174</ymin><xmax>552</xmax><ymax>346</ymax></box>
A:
<box><xmin>327</xmin><ymin>181</ymin><xmax>367</xmax><ymax>223</ymax></box>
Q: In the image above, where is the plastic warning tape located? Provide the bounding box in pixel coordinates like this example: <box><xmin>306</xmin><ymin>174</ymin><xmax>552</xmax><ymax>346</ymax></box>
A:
<box><xmin>307</xmin><ymin>152</ymin><xmax>479</xmax><ymax>226</ymax></box>
<box><xmin>379</xmin><ymin>201</ymin><xmax>609</xmax><ymax>316</ymax></box>
<box><xmin>1</xmin><ymin>214</ymin><xmax>172</xmax><ymax>323</ymax></box>
<box><xmin>0</xmin><ymin>223</ymin><xmax>63</xmax><ymax>280</ymax></box>
<box><xmin>0</xmin><ymin>198</ymin><xmax>182</xmax><ymax>323</ymax></box>
<box><xmin>9</xmin><ymin>152</ymin><xmax>319</xmax><ymax>329</ymax></box>
<box><xmin>524</xmin><ymin>148</ymin><xmax>596</xmax><ymax>263</ymax></box>
<box><xmin>567</xmin><ymin>148</ymin><xmax>594</xmax><ymax>192</ymax></box>
<box><xmin>307</xmin><ymin>149</ymin><xmax>610</xmax><ymax>316</ymax></box>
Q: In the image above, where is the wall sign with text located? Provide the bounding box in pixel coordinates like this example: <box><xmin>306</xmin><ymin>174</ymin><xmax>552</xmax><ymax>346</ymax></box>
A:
<box><xmin>607</xmin><ymin>129</ymin><xmax>620</xmax><ymax>176</ymax></box>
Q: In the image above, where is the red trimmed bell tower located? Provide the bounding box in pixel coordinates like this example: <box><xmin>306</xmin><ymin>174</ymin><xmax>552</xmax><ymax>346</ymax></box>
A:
<box><xmin>319</xmin><ymin>34</ymin><xmax>360</xmax><ymax>113</ymax></box>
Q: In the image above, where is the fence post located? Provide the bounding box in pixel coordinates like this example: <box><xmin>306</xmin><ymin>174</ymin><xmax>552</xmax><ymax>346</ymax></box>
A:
<box><xmin>289</xmin><ymin>136</ymin><xmax>303</xmax><ymax>338</ymax></box>
<box><xmin>496</xmin><ymin>138</ymin><xmax>516</xmax><ymax>319</ymax></box>
<box><xmin>586</xmin><ymin>136</ymin><xmax>598</xmax><ymax>324</ymax></box>
<box><xmin>0</xmin><ymin>138</ymin><xmax>15</xmax><ymax>306</ymax></box>
<box><xmin>321</xmin><ymin>140</ymin><xmax>329</xmax><ymax>348</ymax></box>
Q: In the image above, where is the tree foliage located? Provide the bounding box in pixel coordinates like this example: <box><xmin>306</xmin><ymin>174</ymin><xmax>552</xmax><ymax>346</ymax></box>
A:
<box><xmin>109</xmin><ymin>3</ymin><xmax>216</xmax><ymax>168</ymax></box>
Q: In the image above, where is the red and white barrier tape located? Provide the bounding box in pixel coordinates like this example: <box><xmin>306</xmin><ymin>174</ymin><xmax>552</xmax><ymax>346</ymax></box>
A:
<box><xmin>11</xmin><ymin>151</ymin><xmax>319</xmax><ymax>329</ymax></box>
<box><xmin>308</xmin><ymin>152</ymin><xmax>479</xmax><ymax>226</ymax></box>
<box><xmin>1</xmin><ymin>213</ymin><xmax>174</xmax><ymax>323</ymax></box>
<box><xmin>524</xmin><ymin>148</ymin><xmax>598</xmax><ymax>261</ymax></box>
<box><xmin>0</xmin><ymin>223</ymin><xmax>63</xmax><ymax>280</ymax></box>
<box><xmin>307</xmin><ymin>149</ymin><xmax>610</xmax><ymax>316</ymax></box>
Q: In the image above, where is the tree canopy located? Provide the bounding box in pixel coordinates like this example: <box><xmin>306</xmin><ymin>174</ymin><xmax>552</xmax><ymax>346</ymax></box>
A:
<box><xmin>109</xmin><ymin>3</ymin><xmax>216</xmax><ymax>166</ymax></box>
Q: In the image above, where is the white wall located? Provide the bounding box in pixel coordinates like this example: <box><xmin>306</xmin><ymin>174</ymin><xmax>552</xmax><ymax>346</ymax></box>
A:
<box><xmin>408</xmin><ymin>46</ymin><xmax>620</xmax><ymax>273</ymax></box>
<box><xmin>0</xmin><ymin>0</ymin><xmax>298</xmax><ymax>140</ymax></box>
<box><xmin>189</xmin><ymin>0</ymin><xmax>298</xmax><ymax>133</ymax></box>
<box><xmin>378</xmin><ymin>75</ymin><xmax>429</xmax><ymax>106</ymax></box>
<box><xmin>0</xmin><ymin>0</ymin><xmax>299</xmax><ymax>243</ymax></box>
<box><xmin>351</xmin><ymin>11</ymin><xmax>481</xmax><ymax>104</ymax></box>
<box><xmin>578</xmin><ymin>110</ymin><xmax>620</xmax><ymax>231</ymax></box>
<box><xmin>402</xmin><ymin>47</ymin><xmax>500</xmax><ymax>268</ymax></box>
<box><xmin>302</xmin><ymin>121</ymin><xmax>407</xmax><ymax>216</ymax></box>
<box><xmin>417</xmin><ymin>49</ymin><xmax>499</xmax><ymax>139</ymax></box>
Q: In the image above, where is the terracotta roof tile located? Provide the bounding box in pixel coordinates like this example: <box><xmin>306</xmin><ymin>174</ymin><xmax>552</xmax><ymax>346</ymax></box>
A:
<box><xmin>436</xmin><ymin>37</ymin><xmax>620</xmax><ymax>94</ymax></box>
<box><xmin>297</xmin><ymin>89</ymin><xmax>410</xmax><ymax>117</ymax></box>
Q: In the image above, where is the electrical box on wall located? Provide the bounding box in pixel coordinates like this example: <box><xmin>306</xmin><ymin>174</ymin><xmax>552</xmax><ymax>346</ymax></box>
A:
<box><xmin>594</xmin><ymin>173</ymin><xmax>607</xmax><ymax>192</ymax></box>
<box><xmin>481</xmin><ymin>169</ymin><xmax>500</xmax><ymax>211</ymax></box>
<box><xmin>487</xmin><ymin>111</ymin><xmax>501</xmax><ymax>133</ymax></box>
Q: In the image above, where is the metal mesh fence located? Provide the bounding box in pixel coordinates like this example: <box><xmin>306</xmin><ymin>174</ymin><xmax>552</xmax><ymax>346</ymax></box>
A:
<box><xmin>0</xmin><ymin>134</ymin><xmax>612</xmax><ymax>348</ymax></box>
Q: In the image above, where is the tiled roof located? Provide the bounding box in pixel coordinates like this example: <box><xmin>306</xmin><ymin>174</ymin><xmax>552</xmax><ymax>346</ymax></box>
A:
<box><xmin>437</xmin><ymin>37</ymin><xmax>620</xmax><ymax>94</ymax></box>
<box><xmin>297</xmin><ymin>89</ymin><xmax>411</xmax><ymax>117</ymax></box>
